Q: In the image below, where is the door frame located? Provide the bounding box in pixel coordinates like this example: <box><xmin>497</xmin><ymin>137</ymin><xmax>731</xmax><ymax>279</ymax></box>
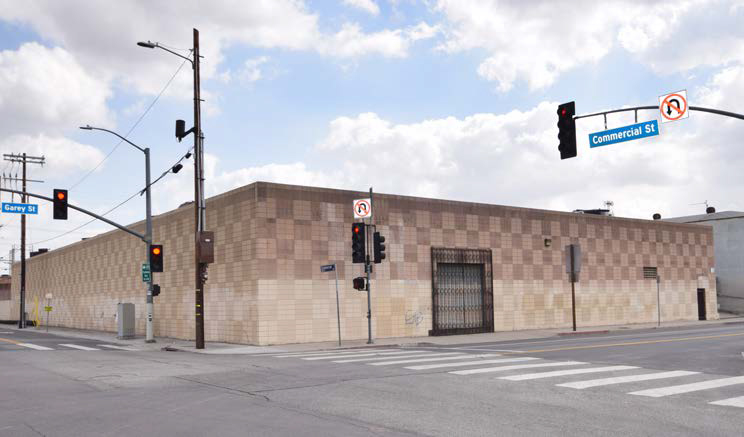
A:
<box><xmin>430</xmin><ymin>247</ymin><xmax>493</xmax><ymax>336</ymax></box>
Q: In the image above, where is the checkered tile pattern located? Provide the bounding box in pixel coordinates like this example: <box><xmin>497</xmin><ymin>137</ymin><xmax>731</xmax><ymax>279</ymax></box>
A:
<box><xmin>11</xmin><ymin>182</ymin><xmax>716</xmax><ymax>345</ymax></box>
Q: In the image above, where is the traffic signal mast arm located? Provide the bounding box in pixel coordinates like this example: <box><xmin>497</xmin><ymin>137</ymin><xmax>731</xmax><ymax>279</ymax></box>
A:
<box><xmin>573</xmin><ymin>105</ymin><xmax>744</xmax><ymax>122</ymax></box>
<box><xmin>0</xmin><ymin>188</ymin><xmax>146</xmax><ymax>242</ymax></box>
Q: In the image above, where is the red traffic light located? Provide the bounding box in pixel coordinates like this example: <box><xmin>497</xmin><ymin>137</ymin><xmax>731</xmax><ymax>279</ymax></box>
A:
<box><xmin>152</xmin><ymin>247</ymin><xmax>161</xmax><ymax>255</ymax></box>
<box><xmin>56</xmin><ymin>191</ymin><xmax>66</xmax><ymax>200</ymax></box>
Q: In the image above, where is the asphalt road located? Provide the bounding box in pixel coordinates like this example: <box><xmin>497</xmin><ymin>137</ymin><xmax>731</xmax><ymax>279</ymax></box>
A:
<box><xmin>1</xmin><ymin>323</ymin><xmax>743</xmax><ymax>436</ymax></box>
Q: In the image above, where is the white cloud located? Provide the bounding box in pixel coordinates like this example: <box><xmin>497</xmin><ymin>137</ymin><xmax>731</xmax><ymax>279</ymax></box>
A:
<box><xmin>0</xmin><ymin>134</ymin><xmax>105</xmax><ymax>178</ymax></box>
<box><xmin>433</xmin><ymin>0</ymin><xmax>742</xmax><ymax>91</ymax></box>
<box><xmin>238</xmin><ymin>56</ymin><xmax>269</xmax><ymax>84</ymax></box>
<box><xmin>0</xmin><ymin>42</ymin><xmax>113</xmax><ymax>135</ymax></box>
<box><xmin>343</xmin><ymin>0</ymin><xmax>381</xmax><ymax>15</ymax></box>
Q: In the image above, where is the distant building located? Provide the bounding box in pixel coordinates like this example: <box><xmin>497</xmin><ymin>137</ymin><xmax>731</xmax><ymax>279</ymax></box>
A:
<box><xmin>0</xmin><ymin>275</ymin><xmax>11</xmax><ymax>321</ymax></box>
<box><xmin>666</xmin><ymin>211</ymin><xmax>744</xmax><ymax>314</ymax></box>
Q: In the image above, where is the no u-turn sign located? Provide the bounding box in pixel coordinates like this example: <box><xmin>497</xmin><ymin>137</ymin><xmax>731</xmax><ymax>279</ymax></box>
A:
<box><xmin>659</xmin><ymin>90</ymin><xmax>689</xmax><ymax>123</ymax></box>
<box><xmin>353</xmin><ymin>198</ymin><xmax>372</xmax><ymax>219</ymax></box>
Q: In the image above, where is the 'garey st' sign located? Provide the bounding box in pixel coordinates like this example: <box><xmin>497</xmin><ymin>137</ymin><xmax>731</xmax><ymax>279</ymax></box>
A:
<box><xmin>589</xmin><ymin>120</ymin><xmax>659</xmax><ymax>148</ymax></box>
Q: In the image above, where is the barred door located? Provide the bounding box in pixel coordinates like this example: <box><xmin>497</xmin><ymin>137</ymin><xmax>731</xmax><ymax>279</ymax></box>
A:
<box><xmin>430</xmin><ymin>248</ymin><xmax>493</xmax><ymax>335</ymax></box>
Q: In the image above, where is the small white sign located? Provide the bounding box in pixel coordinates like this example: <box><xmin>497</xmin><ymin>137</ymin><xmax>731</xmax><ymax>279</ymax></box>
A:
<box><xmin>353</xmin><ymin>198</ymin><xmax>372</xmax><ymax>219</ymax></box>
<box><xmin>659</xmin><ymin>90</ymin><xmax>689</xmax><ymax>123</ymax></box>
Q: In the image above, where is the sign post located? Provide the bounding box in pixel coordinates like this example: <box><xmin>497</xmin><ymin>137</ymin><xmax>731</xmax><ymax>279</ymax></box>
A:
<box><xmin>44</xmin><ymin>293</ymin><xmax>53</xmax><ymax>333</ymax></box>
<box><xmin>321</xmin><ymin>264</ymin><xmax>341</xmax><ymax>346</ymax></box>
<box><xmin>565</xmin><ymin>244</ymin><xmax>582</xmax><ymax>332</ymax></box>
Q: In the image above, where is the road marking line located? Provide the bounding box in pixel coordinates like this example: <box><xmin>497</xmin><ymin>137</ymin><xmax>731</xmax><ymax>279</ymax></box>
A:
<box><xmin>59</xmin><ymin>344</ymin><xmax>101</xmax><ymax>351</ymax></box>
<box><xmin>97</xmin><ymin>344</ymin><xmax>138</xmax><ymax>351</ymax></box>
<box><xmin>710</xmin><ymin>396</ymin><xmax>744</xmax><ymax>408</ymax></box>
<box><xmin>17</xmin><ymin>343</ymin><xmax>53</xmax><ymax>351</ymax></box>
<box><xmin>368</xmin><ymin>353</ymin><xmax>496</xmax><ymax>366</ymax></box>
<box><xmin>557</xmin><ymin>370</ymin><xmax>699</xmax><ymax>389</ymax></box>
<box><xmin>274</xmin><ymin>349</ymin><xmax>399</xmax><ymax>358</ymax></box>
<box><xmin>510</xmin><ymin>332</ymin><xmax>744</xmax><ymax>355</ymax></box>
<box><xmin>303</xmin><ymin>350</ymin><xmax>422</xmax><ymax>360</ymax></box>
<box><xmin>333</xmin><ymin>352</ymin><xmax>454</xmax><ymax>363</ymax></box>
<box><xmin>406</xmin><ymin>357</ymin><xmax>539</xmax><ymax>370</ymax></box>
<box><xmin>499</xmin><ymin>365</ymin><xmax>638</xmax><ymax>381</ymax></box>
<box><xmin>629</xmin><ymin>376</ymin><xmax>744</xmax><ymax>397</ymax></box>
<box><xmin>450</xmin><ymin>361</ymin><xmax>585</xmax><ymax>375</ymax></box>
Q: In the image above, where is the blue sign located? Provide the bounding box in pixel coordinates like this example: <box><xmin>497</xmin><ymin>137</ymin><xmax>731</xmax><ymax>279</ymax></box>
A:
<box><xmin>320</xmin><ymin>264</ymin><xmax>336</xmax><ymax>272</ymax></box>
<box><xmin>589</xmin><ymin>120</ymin><xmax>659</xmax><ymax>148</ymax></box>
<box><xmin>2</xmin><ymin>203</ymin><xmax>39</xmax><ymax>215</ymax></box>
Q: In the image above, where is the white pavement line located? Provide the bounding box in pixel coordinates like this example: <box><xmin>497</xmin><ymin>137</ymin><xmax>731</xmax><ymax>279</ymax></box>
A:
<box><xmin>450</xmin><ymin>361</ymin><xmax>586</xmax><ymax>376</ymax></box>
<box><xmin>557</xmin><ymin>370</ymin><xmax>699</xmax><ymax>389</ymax></box>
<box><xmin>97</xmin><ymin>344</ymin><xmax>138</xmax><ymax>351</ymax></box>
<box><xmin>303</xmin><ymin>350</ymin><xmax>423</xmax><ymax>361</ymax></box>
<box><xmin>499</xmin><ymin>365</ymin><xmax>638</xmax><ymax>381</ymax></box>
<box><xmin>406</xmin><ymin>357</ymin><xmax>539</xmax><ymax>371</ymax></box>
<box><xmin>710</xmin><ymin>396</ymin><xmax>744</xmax><ymax>408</ymax></box>
<box><xmin>333</xmin><ymin>352</ymin><xmax>451</xmax><ymax>363</ymax></box>
<box><xmin>629</xmin><ymin>376</ymin><xmax>744</xmax><ymax>397</ymax></box>
<box><xmin>17</xmin><ymin>343</ymin><xmax>53</xmax><ymax>351</ymax></box>
<box><xmin>273</xmin><ymin>349</ymin><xmax>399</xmax><ymax>358</ymax></box>
<box><xmin>58</xmin><ymin>344</ymin><xmax>101</xmax><ymax>351</ymax></box>
<box><xmin>368</xmin><ymin>353</ymin><xmax>499</xmax><ymax>366</ymax></box>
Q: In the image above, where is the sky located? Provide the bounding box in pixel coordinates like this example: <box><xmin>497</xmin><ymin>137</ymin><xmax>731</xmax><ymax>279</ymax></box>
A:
<box><xmin>0</xmin><ymin>0</ymin><xmax>743</xmax><ymax>273</ymax></box>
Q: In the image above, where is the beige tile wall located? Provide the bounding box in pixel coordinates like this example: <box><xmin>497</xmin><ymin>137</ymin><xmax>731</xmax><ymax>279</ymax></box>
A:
<box><xmin>11</xmin><ymin>182</ymin><xmax>717</xmax><ymax>345</ymax></box>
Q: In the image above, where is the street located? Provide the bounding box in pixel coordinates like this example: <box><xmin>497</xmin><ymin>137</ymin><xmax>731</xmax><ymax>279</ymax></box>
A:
<box><xmin>1</xmin><ymin>323</ymin><xmax>743</xmax><ymax>436</ymax></box>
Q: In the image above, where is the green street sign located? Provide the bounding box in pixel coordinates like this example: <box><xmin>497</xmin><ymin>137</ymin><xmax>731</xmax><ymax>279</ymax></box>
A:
<box><xmin>44</xmin><ymin>306</ymin><xmax>52</xmax><ymax>312</ymax></box>
<box><xmin>142</xmin><ymin>263</ymin><xmax>151</xmax><ymax>282</ymax></box>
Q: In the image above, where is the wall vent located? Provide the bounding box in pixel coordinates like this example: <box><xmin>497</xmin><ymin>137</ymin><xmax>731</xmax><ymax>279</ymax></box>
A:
<box><xmin>643</xmin><ymin>266</ymin><xmax>658</xmax><ymax>279</ymax></box>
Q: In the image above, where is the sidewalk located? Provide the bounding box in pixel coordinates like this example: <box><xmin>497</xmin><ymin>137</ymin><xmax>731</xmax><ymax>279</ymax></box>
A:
<box><xmin>6</xmin><ymin>312</ymin><xmax>743</xmax><ymax>355</ymax></box>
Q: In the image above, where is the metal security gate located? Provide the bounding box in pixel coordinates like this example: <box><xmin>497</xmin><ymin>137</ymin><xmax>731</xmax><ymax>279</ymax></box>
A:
<box><xmin>430</xmin><ymin>248</ymin><xmax>493</xmax><ymax>336</ymax></box>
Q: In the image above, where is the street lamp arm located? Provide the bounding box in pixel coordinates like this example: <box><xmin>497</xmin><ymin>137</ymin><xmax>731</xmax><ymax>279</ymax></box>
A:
<box><xmin>79</xmin><ymin>125</ymin><xmax>146</xmax><ymax>153</ymax></box>
<box><xmin>139</xmin><ymin>40</ymin><xmax>194</xmax><ymax>64</ymax></box>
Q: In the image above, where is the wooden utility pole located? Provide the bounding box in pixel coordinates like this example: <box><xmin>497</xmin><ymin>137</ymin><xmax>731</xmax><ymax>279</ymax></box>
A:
<box><xmin>3</xmin><ymin>153</ymin><xmax>45</xmax><ymax>328</ymax></box>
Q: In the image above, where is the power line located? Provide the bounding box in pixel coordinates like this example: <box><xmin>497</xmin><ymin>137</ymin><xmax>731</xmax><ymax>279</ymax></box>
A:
<box><xmin>68</xmin><ymin>56</ymin><xmax>191</xmax><ymax>191</ymax></box>
<box><xmin>30</xmin><ymin>147</ymin><xmax>194</xmax><ymax>246</ymax></box>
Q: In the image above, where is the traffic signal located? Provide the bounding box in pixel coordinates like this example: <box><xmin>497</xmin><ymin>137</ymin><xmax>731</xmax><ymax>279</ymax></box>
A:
<box><xmin>351</xmin><ymin>223</ymin><xmax>366</xmax><ymax>263</ymax></box>
<box><xmin>53</xmin><ymin>189</ymin><xmax>68</xmax><ymax>220</ymax></box>
<box><xmin>373</xmin><ymin>232</ymin><xmax>386</xmax><ymax>263</ymax></box>
<box><xmin>152</xmin><ymin>284</ymin><xmax>161</xmax><ymax>297</ymax></box>
<box><xmin>149</xmin><ymin>245</ymin><xmax>163</xmax><ymax>272</ymax></box>
<box><xmin>353</xmin><ymin>277</ymin><xmax>366</xmax><ymax>291</ymax></box>
<box><xmin>557</xmin><ymin>101</ymin><xmax>577</xmax><ymax>159</ymax></box>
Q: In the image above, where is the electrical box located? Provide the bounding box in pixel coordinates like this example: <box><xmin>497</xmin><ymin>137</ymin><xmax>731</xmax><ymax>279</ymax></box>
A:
<box><xmin>117</xmin><ymin>303</ymin><xmax>135</xmax><ymax>339</ymax></box>
<box><xmin>198</xmin><ymin>231</ymin><xmax>215</xmax><ymax>264</ymax></box>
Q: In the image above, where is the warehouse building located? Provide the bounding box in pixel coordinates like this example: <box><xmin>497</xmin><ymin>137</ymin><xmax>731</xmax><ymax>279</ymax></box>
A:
<box><xmin>10</xmin><ymin>182</ymin><xmax>717</xmax><ymax>345</ymax></box>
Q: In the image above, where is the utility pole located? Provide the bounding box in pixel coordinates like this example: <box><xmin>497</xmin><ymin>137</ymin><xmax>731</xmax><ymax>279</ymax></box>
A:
<box><xmin>192</xmin><ymin>28</ymin><xmax>207</xmax><ymax>350</ymax></box>
<box><xmin>366</xmin><ymin>187</ymin><xmax>373</xmax><ymax>344</ymax></box>
<box><xmin>3</xmin><ymin>153</ymin><xmax>45</xmax><ymax>329</ymax></box>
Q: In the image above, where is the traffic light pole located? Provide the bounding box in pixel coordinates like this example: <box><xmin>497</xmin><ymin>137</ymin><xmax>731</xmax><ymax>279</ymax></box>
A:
<box><xmin>144</xmin><ymin>148</ymin><xmax>155</xmax><ymax>343</ymax></box>
<box><xmin>192</xmin><ymin>28</ymin><xmax>207</xmax><ymax>350</ymax></box>
<box><xmin>366</xmin><ymin>187</ymin><xmax>373</xmax><ymax>344</ymax></box>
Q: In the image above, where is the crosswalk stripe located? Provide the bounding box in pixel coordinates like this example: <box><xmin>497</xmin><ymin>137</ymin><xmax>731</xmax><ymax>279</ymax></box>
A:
<box><xmin>710</xmin><ymin>396</ymin><xmax>744</xmax><ymax>408</ymax></box>
<box><xmin>97</xmin><ymin>344</ymin><xmax>138</xmax><ymax>351</ymax></box>
<box><xmin>303</xmin><ymin>350</ymin><xmax>421</xmax><ymax>361</ymax></box>
<box><xmin>59</xmin><ymin>344</ymin><xmax>100</xmax><ymax>351</ymax></box>
<box><xmin>17</xmin><ymin>343</ymin><xmax>53</xmax><ymax>351</ymax></box>
<box><xmin>333</xmin><ymin>352</ymin><xmax>453</xmax><ymax>363</ymax></box>
<box><xmin>368</xmin><ymin>353</ymin><xmax>499</xmax><ymax>366</ymax></box>
<box><xmin>450</xmin><ymin>361</ymin><xmax>585</xmax><ymax>376</ymax></box>
<box><xmin>274</xmin><ymin>349</ymin><xmax>399</xmax><ymax>358</ymax></box>
<box><xmin>557</xmin><ymin>370</ymin><xmax>699</xmax><ymax>389</ymax></box>
<box><xmin>629</xmin><ymin>376</ymin><xmax>744</xmax><ymax>397</ymax></box>
<box><xmin>499</xmin><ymin>365</ymin><xmax>638</xmax><ymax>381</ymax></box>
<box><xmin>406</xmin><ymin>357</ymin><xmax>539</xmax><ymax>371</ymax></box>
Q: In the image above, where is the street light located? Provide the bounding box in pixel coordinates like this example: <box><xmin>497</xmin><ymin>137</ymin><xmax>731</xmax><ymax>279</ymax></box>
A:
<box><xmin>139</xmin><ymin>29</ymin><xmax>209</xmax><ymax>349</ymax></box>
<box><xmin>80</xmin><ymin>125</ymin><xmax>156</xmax><ymax>343</ymax></box>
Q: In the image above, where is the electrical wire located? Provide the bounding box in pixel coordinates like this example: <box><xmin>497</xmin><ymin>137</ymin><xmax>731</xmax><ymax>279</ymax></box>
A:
<box><xmin>68</xmin><ymin>55</ymin><xmax>191</xmax><ymax>191</ymax></box>
<box><xmin>30</xmin><ymin>147</ymin><xmax>195</xmax><ymax>246</ymax></box>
